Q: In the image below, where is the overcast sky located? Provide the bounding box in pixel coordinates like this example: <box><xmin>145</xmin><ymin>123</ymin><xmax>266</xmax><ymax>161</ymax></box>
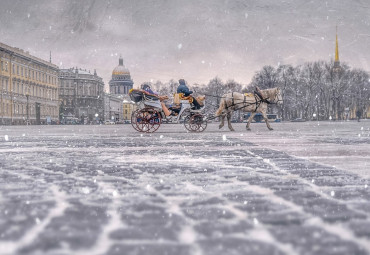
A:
<box><xmin>1</xmin><ymin>0</ymin><xmax>370</xmax><ymax>90</ymax></box>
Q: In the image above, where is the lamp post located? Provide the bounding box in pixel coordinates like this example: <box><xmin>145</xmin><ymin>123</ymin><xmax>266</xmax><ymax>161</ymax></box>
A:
<box><xmin>26</xmin><ymin>60</ymin><xmax>31</xmax><ymax>125</ymax></box>
<box><xmin>10</xmin><ymin>54</ymin><xmax>13</xmax><ymax>125</ymax></box>
<box><xmin>26</xmin><ymin>92</ymin><xmax>29</xmax><ymax>125</ymax></box>
<box><xmin>0</xmin><ymin>54</ymin><xmax>3</xmax><ymax>125</ymax></box>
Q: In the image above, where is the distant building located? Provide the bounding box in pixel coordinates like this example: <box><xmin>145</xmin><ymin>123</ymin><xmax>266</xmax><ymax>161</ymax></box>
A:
<box><xmin>122</xmin><ymin>99</ymin><xmax>135</xmax><ymax>121</ymax></box>
<box><xmin>103</xmin><ymin>93</ymin><xmax>123</xmax><ymax>122</ymax></box>
<box><xmin>109</xmin><ymin>56</ymin><xmax>133</xmax><ymax>95</ymax></box>
<box><xmin>107</xmin><ymin>56</ymin><xmax>136</xmax><ymax>122</ymax></box>
<box><xmin>59</xmin><ymin>67</ymin><xmax>104</xmax><ymax>124</ymax></box>
<box><xmin>0</xmin><ymin>42</ymin><xmax>59</xmax><ymax>125</ymax></box>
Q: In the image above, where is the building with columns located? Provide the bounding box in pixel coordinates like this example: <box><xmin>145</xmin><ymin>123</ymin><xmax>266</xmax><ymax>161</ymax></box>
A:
<box><xmin>0</xmin><ymin>42</ymin><xmax>59</xmax><ymax>125</ymax></box>
<box><xmin>59</xmin><ymin>67</ymin><xmax>104</xmax><ymax>124</ymax></box>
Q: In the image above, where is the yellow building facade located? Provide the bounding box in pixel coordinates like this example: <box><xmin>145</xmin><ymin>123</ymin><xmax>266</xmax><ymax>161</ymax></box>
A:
<box><xmin>122</xmin><ymin>99</ymin><xmax>136</xmax><ymax>121</ymax></box>
<box><xmin>0</xmin><ymin>42</ymin><xmax>59</xmax><ymax>125</ymax></box>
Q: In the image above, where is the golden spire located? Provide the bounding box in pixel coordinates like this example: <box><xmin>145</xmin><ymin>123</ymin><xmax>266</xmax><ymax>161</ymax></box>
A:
<box><xmin>335</xmin><ymin>26</ymin><xmax>339</xmax><ymax>62</ymax></box>
<box><xmin>334</xmin><ymin>26</ymin><xmax>340</xmax><ymax>70</ymax></box>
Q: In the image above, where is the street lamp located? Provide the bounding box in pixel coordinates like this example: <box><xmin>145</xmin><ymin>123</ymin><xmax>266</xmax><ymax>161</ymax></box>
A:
<box><xmin>0</xmin><ymin>55</ymin><xmax>3</xmax><ymax>125</ymax></box>
<box><xmin>26</xmin><ymin>60</ymin><xmax>32</xmax><ymax>125</ymax></box>
<box><xmin>26</xmin><ymin>90</ymin><xmax>29</xmax><ymax>125</ymax></box>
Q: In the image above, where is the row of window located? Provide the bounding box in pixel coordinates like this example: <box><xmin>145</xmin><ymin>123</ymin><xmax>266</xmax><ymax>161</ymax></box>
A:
<box><xmin>0</xmin><ymin>102</ymin><xmax>57</xmax><ymax>117</ymax></box>
<box><xmin>112</xmin><ymin>86</ymin><xmax>131</xmax><ymax>94</ymax></box>
<box><xmin>1</xmin><ymin>79</ymin><xmax>57</xmax><ymax>99</ymax></box>
<box><xmin>0</xmin><ymin>60</ymin><xmax>57</xmax><ymax>85</ymax></box>
<box><xmin>113</xmin><ymin>76</ymin><xmax>131</xmax><ymax>80</ymax></box>
<box><xmin>60</xmin><ymin>86</ymin><xmax>103</xmax><ymax>96</ymax></box>
<box><xmin>63</xmin><ymin>98</ymin><xmax>103</xmax><ymax>105</ymax></box>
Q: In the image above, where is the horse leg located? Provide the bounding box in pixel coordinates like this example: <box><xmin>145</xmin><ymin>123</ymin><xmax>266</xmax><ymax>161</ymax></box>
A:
<box><xmin>219</xmin><ymin>114</ymin><xmax>225</xmax><ymax>129</ymax></box>
<box><xmin>227</xmin><ymin>112</ymin><xmax>235</xmax><ymax>131</ymax></box>
<box><xmin>262</xmin><ymin>112</ymin><xmax>273</xmax><ymax>130</ymax></box>
<box><xmin>246</xmin><ymin>112</ymin><xmax>256</xmax><ymax>131</ymax></box>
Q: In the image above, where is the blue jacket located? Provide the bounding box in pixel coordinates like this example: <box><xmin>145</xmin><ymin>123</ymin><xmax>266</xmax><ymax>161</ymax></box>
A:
<box><xmin>177</xmin><ymin>84</ymin><xmax>193</xmax><ymax>97</ymax></box>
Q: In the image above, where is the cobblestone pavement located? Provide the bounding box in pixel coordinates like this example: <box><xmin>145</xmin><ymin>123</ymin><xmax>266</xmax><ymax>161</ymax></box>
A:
<box><xmin>0</xmin><ymin>121</ymin><xmax>369</xmax><ymax>255</ymax></box>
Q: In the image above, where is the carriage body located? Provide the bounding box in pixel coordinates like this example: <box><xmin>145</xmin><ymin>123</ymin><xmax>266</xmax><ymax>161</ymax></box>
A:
<box><xmin>129</xmin><ymin>89</ymin><xmax>207</xmax><ymax>133</ymax></box>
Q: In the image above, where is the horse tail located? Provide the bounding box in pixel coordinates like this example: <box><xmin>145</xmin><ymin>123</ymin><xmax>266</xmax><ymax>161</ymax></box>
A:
<box><xmin>215</xmin><ymin>98</ymin><xmax>226</xmax><ymax>116</ymax></box>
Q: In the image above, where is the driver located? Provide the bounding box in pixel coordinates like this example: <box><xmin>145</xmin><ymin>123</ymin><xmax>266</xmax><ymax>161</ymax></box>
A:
<box><xmin>177</xmin><ymin>79</ymin><xmax>201</xmax><ymax>110</ymax></box>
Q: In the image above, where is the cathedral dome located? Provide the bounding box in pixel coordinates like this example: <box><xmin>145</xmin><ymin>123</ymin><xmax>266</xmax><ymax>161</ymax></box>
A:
<box><xmin>109</xmin><ymin>55</ymin><xmax>134</xmax><ymax>96</ymax></box>
<box><xmin>112</xmin><ymin>57</ymin><xmax>130</xmax><ymax>76</ymax></box>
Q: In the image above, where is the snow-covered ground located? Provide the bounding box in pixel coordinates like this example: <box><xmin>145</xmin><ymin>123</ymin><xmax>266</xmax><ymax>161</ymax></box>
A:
<box><xmin>0</xmin><ymin>120</ymin><xmax>369</xmax><ymax>255</ymax></box>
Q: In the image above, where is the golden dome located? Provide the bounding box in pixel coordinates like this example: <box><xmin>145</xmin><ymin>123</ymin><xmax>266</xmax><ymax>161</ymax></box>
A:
<box><xmin>112</xmin><ymin>65</ymin><xmax>130</xmax><ymax>76</ymax></box>
<box><xmin>112</xmin><ymin>56</ymin><xmax>130</xmax><ymax>76</ymax></box>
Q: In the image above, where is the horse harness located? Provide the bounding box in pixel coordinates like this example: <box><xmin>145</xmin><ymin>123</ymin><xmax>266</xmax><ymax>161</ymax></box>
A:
<box><xmin>225</xmin><ymin>91</ymin><xmax>271</xmax><ymax>113</ymax></box>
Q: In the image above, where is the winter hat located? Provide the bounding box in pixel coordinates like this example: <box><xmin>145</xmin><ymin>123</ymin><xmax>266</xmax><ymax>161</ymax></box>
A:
<box><xmin>179</xmin><ymin>79</ymin><xmax>186</xmax><ymax>85</ymax></box>
<box><xmin>141</xmin><ymin>84</ymin><xmax>150</xmax><ymax>90</ymax></box>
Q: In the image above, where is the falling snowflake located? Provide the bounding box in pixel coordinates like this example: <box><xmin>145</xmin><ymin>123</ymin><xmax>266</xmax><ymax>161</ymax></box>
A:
<box><xmin>81</xmin><ymin>187</ymin><xmax>90</xmax><ymax>194</ymax></box>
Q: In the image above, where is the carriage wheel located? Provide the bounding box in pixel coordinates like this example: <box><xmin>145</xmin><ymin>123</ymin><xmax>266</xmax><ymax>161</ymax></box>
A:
<box><xmin>132</xmin><ymin>108</ymin><xmax>162</xmax><ymax>133</ymax></box>
<box><xmin>131</xmin><ymin>109</ymin><xmax>141</xmax><ymax>131</ymax></box>
<box><xmin>184</xmin><ymin>114</ymin><xmax>207</xmax><ymax>132</ymax></box>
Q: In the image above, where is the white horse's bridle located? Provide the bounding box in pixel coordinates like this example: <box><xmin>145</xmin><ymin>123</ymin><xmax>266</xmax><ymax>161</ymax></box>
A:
<box><xmin>265</xmin><ymin>88</ymin><xmax>283</xmax><ymax>104</ymax></box>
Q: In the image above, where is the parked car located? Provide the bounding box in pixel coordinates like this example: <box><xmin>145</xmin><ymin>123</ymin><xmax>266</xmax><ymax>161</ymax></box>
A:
<box><xmin>291</xmin><ymin>118</ymin><xmax>306</xmax><ymax>122</ymax></box>
<box><xmin>104</xmin><ymin>120</ymin><xmax>116</xmax><ymax>125</ymax></box>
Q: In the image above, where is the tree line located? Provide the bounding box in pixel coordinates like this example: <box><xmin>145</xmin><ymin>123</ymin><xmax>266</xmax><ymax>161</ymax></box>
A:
<box><xmin>143</xmin><ymin>60</ymin><xmax>369</xmax><ymax>120</ymax></box>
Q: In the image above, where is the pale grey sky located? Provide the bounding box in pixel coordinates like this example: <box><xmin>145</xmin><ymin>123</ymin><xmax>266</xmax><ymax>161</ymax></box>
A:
<box><xmin>1</xmin><ymin>0</ymin><xmax>370</xmax><ymax>90</ymax></box>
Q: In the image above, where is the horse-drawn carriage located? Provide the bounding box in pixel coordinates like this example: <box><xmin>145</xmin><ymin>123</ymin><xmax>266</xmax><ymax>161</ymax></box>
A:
<box><xmin>129</xmin><ymin>89</ymin><xmax>207</xmax><ymax>133</ymax></box>
<box><xmin>128</xmin><ymin>87</ymin><xmax>283</xmax><ymax>133</ymax></box>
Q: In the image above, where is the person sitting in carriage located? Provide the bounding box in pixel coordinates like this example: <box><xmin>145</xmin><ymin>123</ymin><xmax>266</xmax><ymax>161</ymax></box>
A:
<box><xmin>141</xmin><ymin>84</ymin><xmax>173</xmax><ymax>116</ymax></box>
<box><xmin>177</xmin><ymin>79</ymin><xmax>201</xmax><ymax>110</ymax></box>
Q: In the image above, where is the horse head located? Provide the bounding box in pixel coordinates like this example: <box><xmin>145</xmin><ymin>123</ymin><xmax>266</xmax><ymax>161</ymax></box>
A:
<box><xmin>267</xmin><ymin>87</ymin><xmax>283</xmax><ymax>104</ymax></box>
<box><xmin>274</xmin><ymin>88</ymin><xmax>283</xmax><ymax>104</ymax></box>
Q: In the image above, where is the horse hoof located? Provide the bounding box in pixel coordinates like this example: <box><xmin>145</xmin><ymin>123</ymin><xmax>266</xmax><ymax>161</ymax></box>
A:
<box><xmin>219</xmin><ymin>125</ymin><xmax>223</xmax><ymax>129</ymax></box>
<box><xmin>269</xmin><ymin>128</ymin><xmax>274</xmax><ymax>131</ymax></box>
<box><xmin>246</xmin><ymin>128</ymin><xmax>251</xmax><ymax>131</ymax></box>
<box><xmin>230</xmin><ymin>128</ymin><xmax>235</xmax><ymax>132</ymax></box>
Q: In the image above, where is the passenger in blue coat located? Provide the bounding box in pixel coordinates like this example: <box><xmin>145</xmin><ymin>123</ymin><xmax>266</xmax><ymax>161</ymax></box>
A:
<box><xmin>177</xmin><ymin>79</ymin><xmax>201</xmax><ymax>109</ymax></box>
<box><xmin>142</xmin><ymin>84</ymin><xmax>157</xmax><ymax>95</ymax></box>
<box><xmin>141</xmin><ymin>84</ymin><xmax>173</xmax><ymax>116</ymax></box>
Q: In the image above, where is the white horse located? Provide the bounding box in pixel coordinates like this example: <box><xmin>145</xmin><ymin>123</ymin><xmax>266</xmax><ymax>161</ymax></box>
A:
<box><xmin>215</xmin><ymin>87</ymin><xmax>283</xmax><ymax>131</ymax></box>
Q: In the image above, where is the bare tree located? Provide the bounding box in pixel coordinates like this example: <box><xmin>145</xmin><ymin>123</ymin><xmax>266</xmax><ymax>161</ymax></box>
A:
<box><xmin>250</xmin><ymin>65</ymin><xmax>279</xmax><ymax>89</ymax></box>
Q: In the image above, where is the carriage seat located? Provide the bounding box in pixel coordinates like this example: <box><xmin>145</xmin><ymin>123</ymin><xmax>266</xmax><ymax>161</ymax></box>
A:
<box><xmin>129</xmin><ymin>88</ymin><xmax>169</xmax><ymax>102</ymax></box>
<box><xmin>173</xmin><ymin>93</ymin><xmax>193</xmax><ymax>104</ymax></box>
